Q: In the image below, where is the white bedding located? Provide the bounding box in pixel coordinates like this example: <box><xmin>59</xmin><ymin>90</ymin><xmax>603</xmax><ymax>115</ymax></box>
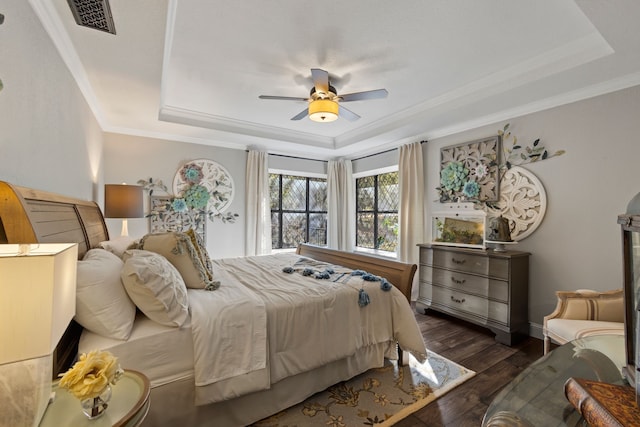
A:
<box><xmin>79</xmin><ymin>312</ymin><xmax>194</xmax><ymax>387</ymax></box>
<box><xmin>80</xmin><ymin>252</ymin><xmax>427</xmax><ymax>409</ymax></box>
<box><xmin>191</xmin><ymin>252</ymin><xmax>427</xmax><ymax>404</ymax></box>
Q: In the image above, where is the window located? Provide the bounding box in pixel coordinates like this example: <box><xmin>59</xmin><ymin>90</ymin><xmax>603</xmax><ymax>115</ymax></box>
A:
<box><xmin>270</xmin><ymin>173</ymin><xmax>327</xmax><ymax>249</ymax></box>
<box><xmin>356</xmin><ymin>171</ymin><xmax>399</xmax><ymax>252</ymax></box>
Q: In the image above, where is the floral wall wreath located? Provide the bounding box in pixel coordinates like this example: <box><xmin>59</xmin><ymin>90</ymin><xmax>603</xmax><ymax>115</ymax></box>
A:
<box><xmin>138</xmin><ymin>159</ymin><xmax>239</xmax><ymax>242</ymax></box>
<box><xmin>436</xmin><ymin>123</ymin><xmax>566</xmax><ymax>241</ymax></box>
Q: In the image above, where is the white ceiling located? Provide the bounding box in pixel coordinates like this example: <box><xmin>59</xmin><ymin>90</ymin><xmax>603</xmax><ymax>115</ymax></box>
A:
<box><xmin>30</xmin><ymin>0</ymin><xmax>640</xmax><ymax>159</ymax></box>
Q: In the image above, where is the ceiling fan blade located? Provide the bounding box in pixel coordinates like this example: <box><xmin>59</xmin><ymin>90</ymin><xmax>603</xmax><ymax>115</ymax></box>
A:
<box><xmin>259</xmin><ymin>95</ymin><xmax>308</xmax><ymax>101</ymax></box>
<box><xmin>339</xmin><ymin>89</ymin><xmax>388</xmax><ymax>102</ymax></box>
<box><xmin>291</xmin><ymin>109</ymin><xmax>309</xmax><ymax>121</ymax></box>
<box><xmin>311</xmin><ymin>68</ymin><xmax>329</xmax><ymax>94</ymax></box>
<box><xmin>339</xmin><ymin>105</ymin><xmax>361</xmax><ymax>122</ymax></box>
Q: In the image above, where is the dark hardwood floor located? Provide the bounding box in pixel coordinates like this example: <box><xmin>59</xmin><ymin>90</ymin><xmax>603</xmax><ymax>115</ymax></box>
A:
<box><xmin>398</xmin><ymin>306</ymin><xmax>544</xmax><ymax>427</ymax></box>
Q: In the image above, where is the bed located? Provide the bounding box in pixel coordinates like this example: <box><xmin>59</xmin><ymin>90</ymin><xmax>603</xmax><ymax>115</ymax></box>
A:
<box><xmin>0</xmin><ymin>180</ymin><xmax>426</xmax><ymax>426</ymax></box>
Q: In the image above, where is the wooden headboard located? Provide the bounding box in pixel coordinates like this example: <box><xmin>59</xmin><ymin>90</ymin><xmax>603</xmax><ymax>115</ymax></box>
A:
<box><xmin>0</xmin><ymin>180</ymin><xmax>109</xmax><ymax>376</ymax></box>
<box><xmin>0</xmin><ymin>181</ymin><xmax>109</xmax><ymax>258</ymax></box>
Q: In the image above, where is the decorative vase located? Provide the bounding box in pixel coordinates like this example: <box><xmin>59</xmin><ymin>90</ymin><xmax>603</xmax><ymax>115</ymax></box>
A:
<box><xmin>80</xmin><ymin>385</ymin><xmax>111</xmax><ymax>419</ymax></box>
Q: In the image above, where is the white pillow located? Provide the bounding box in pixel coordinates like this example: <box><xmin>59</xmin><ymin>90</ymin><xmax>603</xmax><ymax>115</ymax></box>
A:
<box><xmin>121</xmin><ymin>250</ymin><xmax>189</xmax><ymax>327</ymax></box>
<box><xmin>98</xmin><ymin>236</ymin><xmax>137</xmax><ymax>258</ymax></box>
<box><xmin>76</xmin><ymin>249</ymin><xmax>136</xmax><ymax>340</ymax></box>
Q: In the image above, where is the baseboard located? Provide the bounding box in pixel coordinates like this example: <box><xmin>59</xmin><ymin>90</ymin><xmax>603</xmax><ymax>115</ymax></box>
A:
<box><xmin>529</xmin><ymin>322</ymin><xmax>543</xmax><ymax>340</ymax></box>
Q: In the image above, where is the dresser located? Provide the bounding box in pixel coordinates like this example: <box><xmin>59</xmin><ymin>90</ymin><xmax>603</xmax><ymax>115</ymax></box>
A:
<box><xmin>416</xmin><ymin>244</ymin><xmax>530</xmax><ymax>345</ymax></box>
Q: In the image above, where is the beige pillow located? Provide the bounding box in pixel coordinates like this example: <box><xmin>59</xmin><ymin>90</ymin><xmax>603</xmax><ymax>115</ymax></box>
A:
<box><xmin>121</xmin><ymin>250</ymin><xmax>189</xmax><ymax>327</ymax></box>
<box><xmin>76</xmin><ymin>249</ymin><xmax>136</xmax><ymax>340</ymax></box>
<box><xmin>185</xmin><ymin>228</ymin><xmax>214</xmax><ymax>281</ymax></box>
<box><xmin>139</xmin><ymin>232</ymin><xmax>219</xmax><ymax>290</ymax></box>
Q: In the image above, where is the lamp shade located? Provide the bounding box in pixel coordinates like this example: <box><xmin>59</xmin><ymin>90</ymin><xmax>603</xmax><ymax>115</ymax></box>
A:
<box><xmin>104</xmin><ymin>184</ymin><xmax>144</xmax><ymax>218</ymax></box>
<box><xmin>0</xmin><ymin>243</ymin><xmax>77</xmax><ymax>427</ymax></box>
<box><xmin>0</xmin><ymin>243</ymin><xmax>78</xmax><ymax>364</ymax></box>
<box><xmin>309</xmin><ymin>99</ymin><xmax>339</xmax><ymax>122</ymax></box>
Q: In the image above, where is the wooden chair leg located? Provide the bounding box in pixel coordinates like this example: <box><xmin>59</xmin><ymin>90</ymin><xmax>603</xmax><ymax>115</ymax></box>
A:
<box><xmin>543</xmin><ymin>336</ymin><xmax>550</xmax><ymax>355</ymax></box>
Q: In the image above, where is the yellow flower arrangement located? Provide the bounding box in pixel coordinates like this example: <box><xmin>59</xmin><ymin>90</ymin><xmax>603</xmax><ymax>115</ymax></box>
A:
<box><xmin>59</xmin><ymin>350</ymin><xmax>123</xmax><ymax>400</ymax></box>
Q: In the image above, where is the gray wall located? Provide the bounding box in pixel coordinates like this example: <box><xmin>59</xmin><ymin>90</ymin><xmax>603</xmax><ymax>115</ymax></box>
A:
<box><xmin>103</xmin><ymin>133</ymin><xmax>246</xmax><ymax>259</ymax></box>
<box><xmin>0</xmin><ymin>0</ymin><xmax>103</xmax><ymax>200</ymax></box>
<box><xmin>424</xmin><ymin>85</ymin><xmax>640</xmax><ymax>337</ymax></box>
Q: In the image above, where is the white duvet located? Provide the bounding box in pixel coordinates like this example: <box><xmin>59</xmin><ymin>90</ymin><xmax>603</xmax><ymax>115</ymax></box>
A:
<box><xmin>188</xmin><ymin>252</ymin><xmax>427</xmax><ymax>405</ymax></box>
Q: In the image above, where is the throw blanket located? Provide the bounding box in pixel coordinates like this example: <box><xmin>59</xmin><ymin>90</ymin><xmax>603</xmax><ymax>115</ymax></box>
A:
<box><xmin>188</xmin><ymin>273</ymin><xmax>267</xmax><ymax>386</ymax></box>
<box><xmin>188</xmin><ymin>253</ymin><xmax>427</xmax><ymax>405</ymax></box>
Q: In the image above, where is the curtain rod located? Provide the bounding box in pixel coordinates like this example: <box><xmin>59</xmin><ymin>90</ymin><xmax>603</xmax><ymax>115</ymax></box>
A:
<box><xmin>250</xmin><ymin>140</ymin><xmax>427</xmax><ymax>163</ymax></box>
<box><xmin>351</xmin><ymin>140</ymin><xmax>427</xmax><ymax>162</ymax></box>
<box><xmin>267</xmin><ymin>153</ymin><xmax>327</xmax><ymax>163</ymax></box>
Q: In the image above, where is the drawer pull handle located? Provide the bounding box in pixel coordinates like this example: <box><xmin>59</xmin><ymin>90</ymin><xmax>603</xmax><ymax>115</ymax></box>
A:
<box><xmin>451</xmin><ymin>277</ymin><xmax>466</xmax><ymax>285</ymax></box>
<box><xmin>452</xmin><ymin>257</ymin><xmax>466</xmax><ymax>265</ymax></box>
<box><xmin>451</xmin><ymin>295</ymin><xmax>466</xmax><ymax>304</ymax></box>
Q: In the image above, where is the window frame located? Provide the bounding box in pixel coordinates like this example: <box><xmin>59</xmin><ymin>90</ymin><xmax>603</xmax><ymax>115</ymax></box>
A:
<box><xmin>353</xmin><ymin>166</ymin><xmax>399</xmax><ymax>255</ymax></box>
<box><xmin>269</xmin><ymin>170</ymin><xmax>328</xmax><ymax>250</ymax></box>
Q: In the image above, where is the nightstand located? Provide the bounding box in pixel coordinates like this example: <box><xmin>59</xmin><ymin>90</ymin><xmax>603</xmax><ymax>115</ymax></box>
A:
<box><xmin>40</xmin><ymin>369</ymin><xmax>150</xmax><ymax>427</ymax></box>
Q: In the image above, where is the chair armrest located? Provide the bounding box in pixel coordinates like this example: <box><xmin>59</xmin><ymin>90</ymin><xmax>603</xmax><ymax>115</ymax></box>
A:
<box><xmin>543</xmin><ymin>289</ymin><xmax>624</xmax><ymax>325</ymax></box>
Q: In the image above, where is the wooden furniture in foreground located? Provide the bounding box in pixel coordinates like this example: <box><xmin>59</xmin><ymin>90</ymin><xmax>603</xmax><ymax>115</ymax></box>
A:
<box><xmin>564</xmin><ymin>377</ymin><xmax>640</xmax><ymax>427</ymax></box>
<box><xmin>542</xmin><ymin>289</ymin><xmax>624</xmax><ymax>354</ymax></box>
<box><xmin>40</xmin><ymin>370</ymin><xmax>150</xmax><ymax>427</ymax></box>
<box><xmin>416</xmin><ymin>244</ymin><xmax>530</xmax><ymax>345</ymax></box>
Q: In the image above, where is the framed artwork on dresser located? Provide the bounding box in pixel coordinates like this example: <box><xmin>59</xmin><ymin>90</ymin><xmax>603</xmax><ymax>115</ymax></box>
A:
<box><xmin>431</xmin><ymin>211</ymin><xmax>486</xmax><ymax>249</ymax></box>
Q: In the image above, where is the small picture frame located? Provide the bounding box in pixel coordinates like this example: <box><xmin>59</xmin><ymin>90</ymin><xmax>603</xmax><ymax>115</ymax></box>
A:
<box><xmin>431</xmin><ymin>211</ymin><xmax>486</xmax><ymax>249</ymax></box>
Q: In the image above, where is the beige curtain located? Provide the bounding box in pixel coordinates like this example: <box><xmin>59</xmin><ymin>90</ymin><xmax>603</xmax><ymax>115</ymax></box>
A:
<box><xmin>327</xmin><ymin>159</ymin><xmax>355</xmax><ymax>251</ymax></box>
<box><xmin>398</xmin><ymin>142</ymin><xmax>425</xmax><ymax>300</ymax></box>
<box><xmin>245</xmin><ymin>150</ymin><xmax>272</xmax><ymax>255</ymax></box>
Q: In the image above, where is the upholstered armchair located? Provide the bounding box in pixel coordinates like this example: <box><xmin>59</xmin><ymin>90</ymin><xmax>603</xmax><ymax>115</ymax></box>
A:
<box><xmin>542</xmin><ymin>289</ymin><xmax>625</xmax><ymax>354</ymax></box>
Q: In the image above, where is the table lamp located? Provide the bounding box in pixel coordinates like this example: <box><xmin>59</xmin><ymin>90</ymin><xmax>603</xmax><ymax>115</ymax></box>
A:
<box><xmin>104</xmin><ymin>183</ymin><xmax>144</xmax><ymax>237</ymax></box>
<box><xmin>0</xmin><ymin>243</ymin><xmax>78</xmax><ymax>427</ymax></box>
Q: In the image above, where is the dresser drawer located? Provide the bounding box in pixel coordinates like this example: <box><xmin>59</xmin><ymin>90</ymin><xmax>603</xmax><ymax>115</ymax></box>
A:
<box><xmin>420</xmin><ymin>266</ymin><xmax>509</xmax><ymax>302</ymax></box>
<box><xmin>421</xmin><ymin>247</ymin><xmax>510</xmax><ymax>279</ymax></box>
<box><xmin>423</xmin><ymin>284</ymin><xmax>508</xmax><ymax>325</ymax></box>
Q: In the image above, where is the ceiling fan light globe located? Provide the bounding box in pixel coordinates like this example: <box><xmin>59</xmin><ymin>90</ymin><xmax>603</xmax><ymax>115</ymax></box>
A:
<box><xmin>308</xmin><ymin>99</ymin><xmax>339</xmax><ymax>122</ymax></box>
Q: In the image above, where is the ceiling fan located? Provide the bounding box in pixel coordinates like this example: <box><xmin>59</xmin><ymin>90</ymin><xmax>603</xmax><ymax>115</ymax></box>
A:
<box><xmin>258</xmin><ymin>68</ymin><xmax>388</xmax><ymax>122</ymax></box>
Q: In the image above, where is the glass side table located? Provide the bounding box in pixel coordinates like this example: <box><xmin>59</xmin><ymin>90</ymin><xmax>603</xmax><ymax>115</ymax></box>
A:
<box><xmin>40</xmin><ymin>369</ymin><xmax>150</xmax><ymax>427</ymax></box>
<box><xmin>482</xmin><ymin>335</ymin><xmax>626</xmax><ymax>427</ymax></box>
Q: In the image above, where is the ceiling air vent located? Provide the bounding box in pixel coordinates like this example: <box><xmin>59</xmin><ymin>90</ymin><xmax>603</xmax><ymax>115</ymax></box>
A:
<box><xmin>67</xmin><ymin>0</ymin><xmax>116</xmax><ymax>35</ymax></box>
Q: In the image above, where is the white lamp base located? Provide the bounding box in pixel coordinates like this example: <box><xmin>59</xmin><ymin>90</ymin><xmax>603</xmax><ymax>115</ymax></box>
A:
<box><xmin>0</xmin><ymin>354</ymin><xmax>52</xmax><ymax>427</ymax></box>
<box><xmin>120</xmin><ymin>219</ymin><xmax>130</xmax><ymax>237</ymax></box>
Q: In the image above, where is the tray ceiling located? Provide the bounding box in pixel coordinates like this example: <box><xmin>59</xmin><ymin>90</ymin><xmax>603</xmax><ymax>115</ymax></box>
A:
<box><xmin>29</xmin><ymin>0</ymin><xmax>640</xmax><ymax>159</ymax></box>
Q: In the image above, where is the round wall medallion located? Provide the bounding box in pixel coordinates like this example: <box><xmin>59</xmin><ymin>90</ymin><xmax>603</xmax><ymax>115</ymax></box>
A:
<box><xmin>173</xmin><ymin>159</ymin><xmax>235</xmax><ymax>213</ymax></box>
<box><xmin>494</xmin><ymin>166</ymin><xmax>547</xmax><ymax>241</ymax></box>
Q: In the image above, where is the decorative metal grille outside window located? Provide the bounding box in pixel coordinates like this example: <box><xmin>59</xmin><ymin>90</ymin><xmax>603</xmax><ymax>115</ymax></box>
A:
<box><xmin>270</xmin><ymin>174</ymin><xmax>327</xmax><ymax>249</ymax></box>
<box><xmin>356</xmin><ymin>171</ymin><xmax>399</xmax><ymax>252</ymax></box>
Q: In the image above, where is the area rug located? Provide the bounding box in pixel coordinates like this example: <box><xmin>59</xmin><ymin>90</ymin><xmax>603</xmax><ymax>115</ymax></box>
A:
<box><xmin>252</xmin><ymin>351</ymin><xmax>475</xmax><ymax>426</ymax></box>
